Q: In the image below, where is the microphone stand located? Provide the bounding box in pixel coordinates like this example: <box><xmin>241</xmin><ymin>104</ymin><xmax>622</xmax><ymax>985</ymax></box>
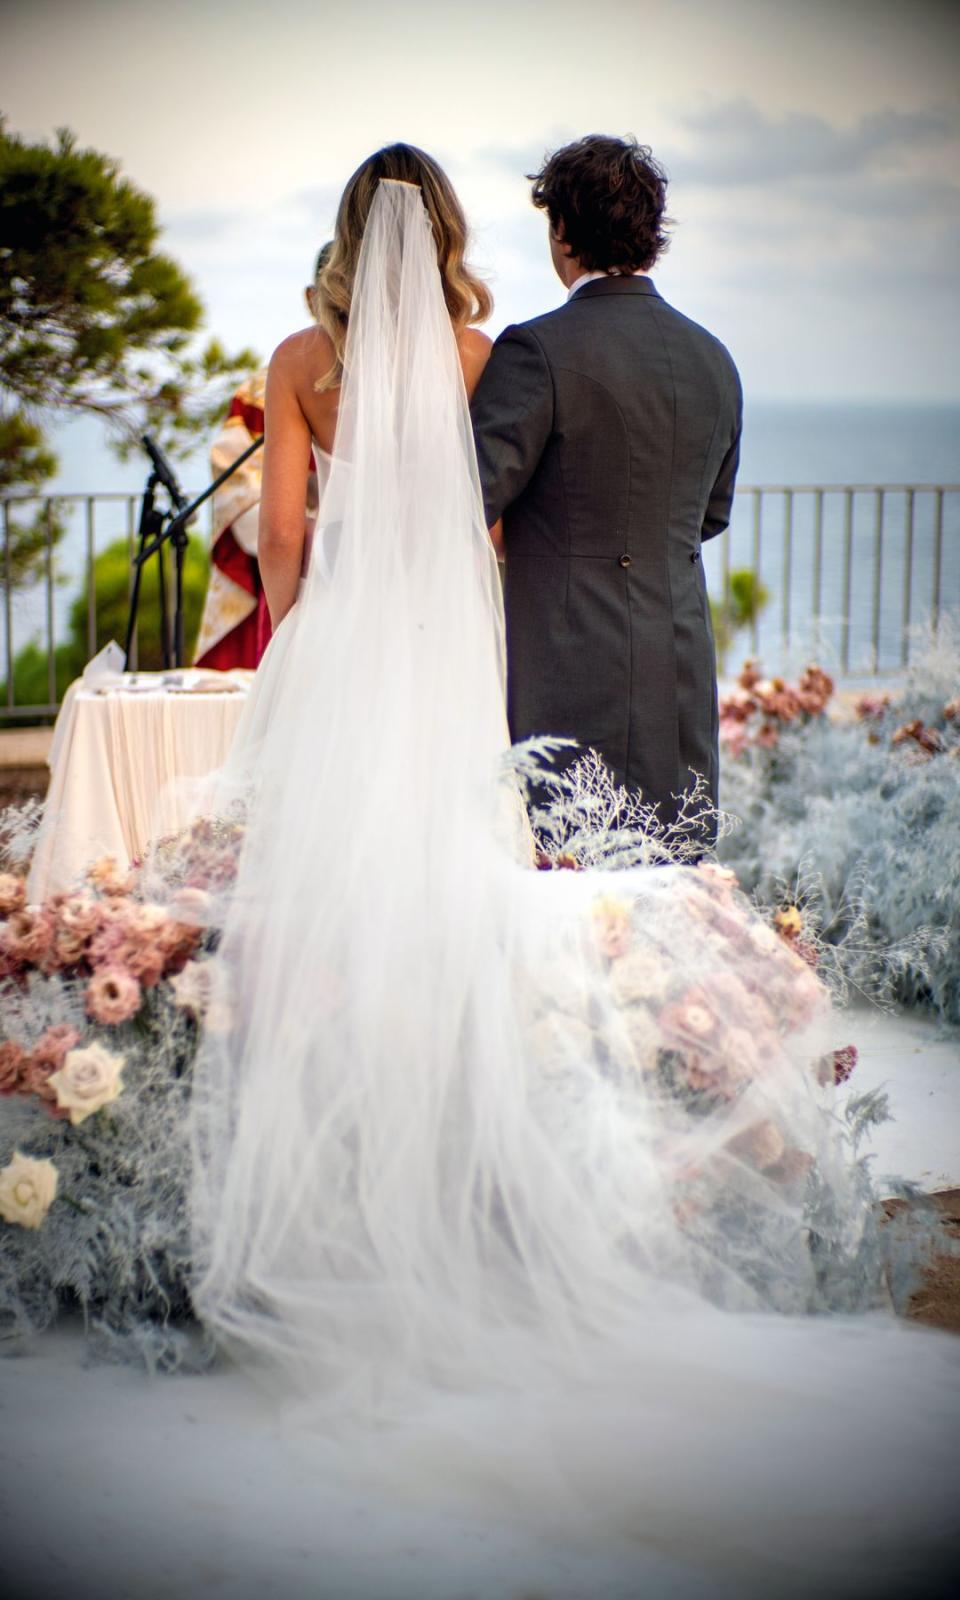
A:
<box><xmin>124</xmin><ymin>432</ymin><xmax>264</xmax><ymax>670</ymax></box>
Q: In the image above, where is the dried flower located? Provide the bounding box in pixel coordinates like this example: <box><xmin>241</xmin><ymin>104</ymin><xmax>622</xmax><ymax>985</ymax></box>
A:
<box><xmin>1</xmin><ymin>908</ymin><xmax>54</xmax><ymax>964</ymax></box>
<box><xmin>56</xmin><ymin>894</ymin><xmax>101</xmax><ymax>939</ymax></box>
<box><xmin>86</xmin><ymin>856</ymin><xmax>134</xmax><ymax>896</ymax></box>
<box><xmin>891</xmin><ymin>719</ymin><xmax>945</xmax><ymax>756</ymax></box>
<box><xmin>117</xmin><ymin>939</ymin><xmax>166</xmax><ymax>988</ymax></box>
<box><xmin>164</xmin><ymin>886</ymin><xmax>213</xmax><ymax>923</ymax></box>
<box><xmin>855</xmin><ymin>692</ymin><xmax>891</xmax><ymax>722</ymax></box>
<box><xmin>169</xmin><ymin>958</ymin><xmax>212</xmax><ymax>1018</ymax></box>
<box><xmin>660</xmin><ymin>989</ymin><xmax>722</xmax><ymax>1049</ymax></box>
<box><xmin>52</xmin><ymin>928</ymin><xmax>90</xmax><ymax>968</ymax></box>
<box><xmin>696</xmin><ymin>862</ymin><xmax>738</xmax><ymax>894</ymax></box>
<box><xmin>727</xmin><ymin>1119</ymin><xmax>786</xmax><ymax>1171</ymax></box>
<box><xmin>832</xmin><ymin>1044</ymin><xmax>858</xmax><ymax>1085</ymax></box>
<box><xmin>0</xmin><ymin>1150</ymin><xmax>58</xmax><ymax>1229</ymax></box>
<box><xmin>30</xmin><ymin>1024</ymin><xmax>82</xmax><ymax>1075</ymax></box>
<box><xmin>718</xmin><ymin>717</ymin><xmax>749</xmax><ymax>757</ymax></box>
<box><xmin>0</xmin><ymin>873</ymin><xmax>27</xmax><ymax>916</ymax></box>
<box><xmin>591</xmin><ymin>895</ymin><xmax>633</xmax><ymax>960</ymax></box>
<box><xmin>774</xmin><ymin>905</ymin><xmax>803</xmax><ymax>941</ymax></box>
<box><xmin>50</xmin><ymin>1042</ymin><xmax>126</xmax><ymax>1125</ymax></box>
<box><xmin>85</xmin><ymin>966</ymin><xmax>143</xmax><ymax>1026</ymax></box>
<box><xmin>0</xmin><ymin>1040</ymin><xmax>26</xmax><ymax>1094</ymax></box>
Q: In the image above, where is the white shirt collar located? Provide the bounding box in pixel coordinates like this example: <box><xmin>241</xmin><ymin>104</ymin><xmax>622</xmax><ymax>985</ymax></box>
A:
<box><xmin>566</xmin><ymin>269</ymin><xmax>649</xmax><ymax>302</ymax></box>
<box><xmin>566</xmin><ymin>270</ymin><xmax>609</xmax><ymax>301</ymax></box>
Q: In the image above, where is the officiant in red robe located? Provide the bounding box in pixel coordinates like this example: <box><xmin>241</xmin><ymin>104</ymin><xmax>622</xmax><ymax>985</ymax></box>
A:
<box><xmin>193</xmin><ymin>367</ymin><xmax>273</xmax><ymax>670</ymax></box>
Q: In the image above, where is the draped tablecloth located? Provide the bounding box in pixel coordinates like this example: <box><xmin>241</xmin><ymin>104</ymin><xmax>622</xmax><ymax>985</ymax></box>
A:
<box><xmin>27</xmin><ymin>669</ymin><xmax>253</xmax><ymax>903</ymax></box>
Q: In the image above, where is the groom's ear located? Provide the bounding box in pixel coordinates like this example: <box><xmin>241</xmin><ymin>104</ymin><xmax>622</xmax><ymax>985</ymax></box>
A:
<box><xmin>550</xmin><ymin>220</ymin><xmax>573</xmax><ymax>257</ymax></box>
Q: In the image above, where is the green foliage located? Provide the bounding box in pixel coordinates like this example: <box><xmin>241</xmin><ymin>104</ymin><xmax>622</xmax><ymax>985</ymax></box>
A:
<box><xmin>711</xmin><ymin>568</ymin><xmax>771</xmax><ymax>671</ymax></box>
<box><xmin>0</xmin><ymin>114</ymin><xmax>258</xmax><ymax>565</ymax></box>
<box><xmin>1</xmin><ymin>534</ymin><xmax>210</xmax><ymax>720</ymax></box>
<box><xmin>0</xmin><ymin>409</ymin><xmax>68</xmax><ymax>587</ymax></box>
<box><xmin>68</xmin><ymin>534</ymin><xmax>210</xmax><ymax>672</ymax></box>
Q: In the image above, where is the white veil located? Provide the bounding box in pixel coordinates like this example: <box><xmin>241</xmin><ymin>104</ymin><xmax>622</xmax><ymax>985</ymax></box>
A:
<box><xmin>187</xmin><ymin>180</ymin><xmax>959</xmax><ymax>1580</ymax></box>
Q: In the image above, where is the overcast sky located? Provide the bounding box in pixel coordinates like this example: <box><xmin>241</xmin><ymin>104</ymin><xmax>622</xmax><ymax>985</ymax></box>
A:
<box><xmin>2</xmin><ymin>0</ymin><xmax>959</xmax><ymax>402</ymax></box>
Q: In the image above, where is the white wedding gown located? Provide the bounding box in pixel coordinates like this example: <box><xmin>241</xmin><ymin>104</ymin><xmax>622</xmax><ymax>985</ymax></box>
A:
<box><xmin>187</xmin><ymin>182</ymin><xmax>959</xmax><ymax>1594</ymax></box>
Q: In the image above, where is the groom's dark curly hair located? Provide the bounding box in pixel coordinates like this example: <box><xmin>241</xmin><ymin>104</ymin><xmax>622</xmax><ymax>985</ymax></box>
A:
<box><xmin>529</xmin><ymin>135</ymin><xmax>670</xmax><ymax>273</ymax></box>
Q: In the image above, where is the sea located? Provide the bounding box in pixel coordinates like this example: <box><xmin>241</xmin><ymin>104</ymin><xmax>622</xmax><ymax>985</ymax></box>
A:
<box><xmin>3</xmin><ymin>400</ymin><xmax>959</xmax><ymax>684</ymax></box>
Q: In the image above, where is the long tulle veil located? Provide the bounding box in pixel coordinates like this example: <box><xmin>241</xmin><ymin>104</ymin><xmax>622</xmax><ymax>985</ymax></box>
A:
<box><xmin>189</xmin><ymin>178</ymin><xmax>520</xmax><ymax>1389</ymax></box>
<box><xmin>187</xmin><ymin>180</ymin><xmax>959</xmax><ymax>1580</ymax></box>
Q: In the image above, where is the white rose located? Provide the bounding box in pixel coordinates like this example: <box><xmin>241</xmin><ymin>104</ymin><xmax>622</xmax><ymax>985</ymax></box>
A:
<box><xmin>0</xmin><ymin>1150</ymin><xmax>58</xmax><ymax>1229</ymax></box>
<box><xmin>50</xmin><ymin>1042</ymin><xmax>125</xmax><ymax>1125</ymax></box>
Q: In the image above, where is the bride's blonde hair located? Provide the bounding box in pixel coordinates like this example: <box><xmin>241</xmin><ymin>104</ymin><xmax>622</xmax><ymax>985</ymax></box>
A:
<box><xmin>313</xmin><ymin>143</ymin><xmax>492</xmax><ymax>391</ymax></box>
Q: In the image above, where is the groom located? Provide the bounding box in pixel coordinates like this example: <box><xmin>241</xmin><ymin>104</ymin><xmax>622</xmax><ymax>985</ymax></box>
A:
<box><xmin>471</xmin><ymin>135</ymin><xmax>742</xmax><ymax>842</ymax></box>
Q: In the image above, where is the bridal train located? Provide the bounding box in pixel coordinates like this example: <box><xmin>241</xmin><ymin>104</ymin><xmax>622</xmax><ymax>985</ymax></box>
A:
<box><xmin>182</xmin><ymin>181</ymin><xmax>958</xmax><ymax>1591</ymax></box>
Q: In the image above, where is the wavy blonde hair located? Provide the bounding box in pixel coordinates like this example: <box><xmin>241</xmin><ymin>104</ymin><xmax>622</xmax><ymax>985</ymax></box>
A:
<box><xmin>312</xmin><ymin>143</ymin><xmax>492</xmax><ymax>391</ymax></box>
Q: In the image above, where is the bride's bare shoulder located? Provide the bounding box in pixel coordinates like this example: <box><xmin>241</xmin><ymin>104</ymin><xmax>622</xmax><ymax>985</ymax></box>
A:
<box><xmin>457</xmin><ymin>327</ymin><xmax>494</xmax><ymax>399</ymax></box>
<box><xmin>270</xmin><ymin>326</ymin><xmax>335</xmax><ymax>376</ymax></box>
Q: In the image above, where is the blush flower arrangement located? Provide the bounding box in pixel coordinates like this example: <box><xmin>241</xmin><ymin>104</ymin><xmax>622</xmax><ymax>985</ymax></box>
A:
<box><xmin>719</xmin><ymin>619</ymin><xmax>960</xmax><ymax>1023</ymax></box>
<box><xmin>718</xmin><ymin>660</ymin><xmax>835</xmax><ymax>758</ymax></box>
<box><xmin>0</xmin><ymin>818</ymin><xmax>223</xmax><ymax>1370</ymax></box>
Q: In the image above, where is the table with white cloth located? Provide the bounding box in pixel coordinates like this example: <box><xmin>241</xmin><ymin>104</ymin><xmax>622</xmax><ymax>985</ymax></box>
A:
<box><xmin>27</xmin><ymin>667</ymin><xmax>253</xmax><ymax>903</ymax></box>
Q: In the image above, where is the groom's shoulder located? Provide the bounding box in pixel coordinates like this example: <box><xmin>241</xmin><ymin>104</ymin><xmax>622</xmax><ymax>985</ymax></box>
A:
<box><xmin>658</xmin><ymin>299</ymin><xmax>740</xmax><ymax>375</ymax></box>
<box><xmin>500</xmin><ymin>295</ymin><xmax>737</xmax><ymax>372</ymax></box>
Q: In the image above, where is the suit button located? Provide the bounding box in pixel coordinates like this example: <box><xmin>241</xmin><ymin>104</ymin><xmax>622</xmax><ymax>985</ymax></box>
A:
<box><xmin>618</xmin><ymin>553</ymin><xmax>632</xmax><ymax>568</ymax></box>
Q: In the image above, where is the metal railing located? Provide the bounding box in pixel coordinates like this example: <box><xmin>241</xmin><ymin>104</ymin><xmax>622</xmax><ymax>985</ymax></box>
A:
<box><xmin>709</xmin><ymin>482</ymin><xmax>958</xmax><ymax>676</ymax></box>
<box><xmin>2</xmin><ymin>483</ymin><xmax>958</xmax><ymax>720</ymax></box>
<box><xmin>2</xmin><ymin>490</ymin><xmax>214</xmax><ymax>721</ymax></box>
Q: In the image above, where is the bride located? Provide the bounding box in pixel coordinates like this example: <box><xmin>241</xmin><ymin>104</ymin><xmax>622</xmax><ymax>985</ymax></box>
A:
<box><xmin>188</xmin><ymin>145</ymin><xmax>958</xmax><ymax>1588</ymax></box>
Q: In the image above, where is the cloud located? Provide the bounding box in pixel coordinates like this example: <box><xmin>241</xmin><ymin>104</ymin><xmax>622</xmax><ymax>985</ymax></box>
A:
<box><xmin>668</xmin><ymin>101</ymin><xmax>958</xmax><ymax>188</ymax></box>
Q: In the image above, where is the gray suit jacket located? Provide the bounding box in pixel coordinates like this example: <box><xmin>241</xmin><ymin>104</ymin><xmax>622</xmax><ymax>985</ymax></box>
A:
<box><xmin>470</xmin><ymin>275</ymin><xmax>741</xmax><ymax>835</ymax></box>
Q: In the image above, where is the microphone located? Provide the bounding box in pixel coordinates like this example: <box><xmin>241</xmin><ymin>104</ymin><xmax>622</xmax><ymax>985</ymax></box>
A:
<box><xmin>141</xmin><ymin>433</ymin><xmax>189</xmax><ymax>511</ymax></box>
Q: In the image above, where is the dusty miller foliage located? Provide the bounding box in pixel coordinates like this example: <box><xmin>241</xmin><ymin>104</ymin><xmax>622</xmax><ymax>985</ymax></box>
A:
<box><xmin>2</xmin><ymin>708</ymin><xmax>947</xmax><ymax>1366</ymax></box>
<box><xmin>718</xmin><ymin>620</ymin><xmax>960</xmax><ymax>1024</ymax></box>
<box><xmin>0</xmin><ymin>971</ymin><xmax>212</xmax><ymax>1372</ymax></box>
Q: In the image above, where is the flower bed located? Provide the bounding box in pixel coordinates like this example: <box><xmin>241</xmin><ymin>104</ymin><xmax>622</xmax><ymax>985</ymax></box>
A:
<box><xmin>718</xmin><ymin>624</ymin><xmax>960</xmax><ymax>1024</ymax></box>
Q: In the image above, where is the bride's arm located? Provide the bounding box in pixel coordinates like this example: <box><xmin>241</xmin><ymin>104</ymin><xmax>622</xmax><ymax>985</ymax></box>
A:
<box><xmin>259</xmin><ymin>340</ymin><xmax>315</xmax><ymax>628</ymax></box>
<box><xmin>459</xmin><ymin>329</ymin><xmax>505</xmax><ymax>559</ymax></box>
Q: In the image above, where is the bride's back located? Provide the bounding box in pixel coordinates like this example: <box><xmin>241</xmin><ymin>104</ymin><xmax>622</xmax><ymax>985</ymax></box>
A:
<box><xmin>275</xmin><ymin>321</ymin><xmax>494</xmax><ymax>459</ymax></box>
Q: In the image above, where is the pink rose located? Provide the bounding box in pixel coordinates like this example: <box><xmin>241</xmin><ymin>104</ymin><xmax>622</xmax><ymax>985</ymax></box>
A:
<box><xmin>85</xmin><ymin>966</ymin><xmax>143</xmax><ymax>1026</ymax></box>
